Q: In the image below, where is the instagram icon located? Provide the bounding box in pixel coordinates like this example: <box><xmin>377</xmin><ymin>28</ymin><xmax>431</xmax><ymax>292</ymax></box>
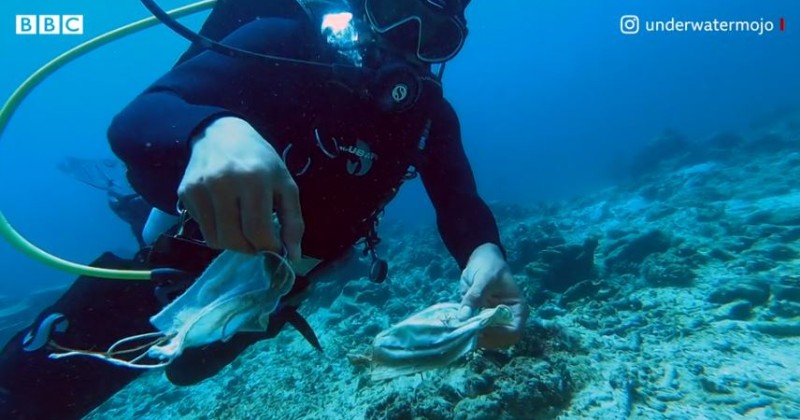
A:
<box><xmin>620</xmin><ymin>15</ymin><xmax>640</xmax><ymax>34</ymax></box>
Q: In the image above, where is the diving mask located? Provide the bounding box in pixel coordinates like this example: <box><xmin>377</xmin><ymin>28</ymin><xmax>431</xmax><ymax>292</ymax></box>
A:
<box><xmin>364</xmin><ymin>0</ymin><xmax>468</xmax><ymax>63</ymax></box>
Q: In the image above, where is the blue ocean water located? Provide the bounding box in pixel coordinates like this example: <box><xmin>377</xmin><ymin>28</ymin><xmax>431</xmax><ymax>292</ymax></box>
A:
<box><xmin>1</xmin><ymin>1</ymin><xmax>800</xmax><ymax>419</ymax></box>
<box><xmin>0</xmin><ymin>0</ymin><xmax>797</xmax><ymax>299</ymax></box>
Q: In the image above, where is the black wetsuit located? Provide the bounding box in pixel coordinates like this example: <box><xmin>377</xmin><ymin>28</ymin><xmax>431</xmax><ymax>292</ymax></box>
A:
<box><xmin>0</xmin><ymin>1</ymin><xmax>502</xmax><ymax>419</ymax></box>
<box><xmin>110</xmin><ymin>5</ymin><xmax>501</xmax><ymax>267</ymax></box>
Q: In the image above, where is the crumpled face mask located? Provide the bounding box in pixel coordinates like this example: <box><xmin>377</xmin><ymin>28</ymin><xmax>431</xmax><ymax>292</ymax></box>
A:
<box><xmin>49</xmin><ymin>250</ymin><xmax>295</xmax><ymax>369</ymax></box>
<box><xmin>370</xmin><ymin>302</ymin><xmax>513</xmax><ymax>380</ymax></box>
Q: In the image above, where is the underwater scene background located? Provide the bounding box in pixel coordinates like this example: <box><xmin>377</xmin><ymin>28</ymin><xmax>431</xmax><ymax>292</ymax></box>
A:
<box><xmin>1</xmin><ymin>0</ymin><xmax>799</xmax><ymax>418</ymax></box>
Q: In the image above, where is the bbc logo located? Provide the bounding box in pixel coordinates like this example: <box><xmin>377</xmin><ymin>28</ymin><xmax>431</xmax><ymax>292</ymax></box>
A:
<box><xmin>16</xmin><ymin>15</ymin><xmax>84</xmax><ymax>35</ymax></box>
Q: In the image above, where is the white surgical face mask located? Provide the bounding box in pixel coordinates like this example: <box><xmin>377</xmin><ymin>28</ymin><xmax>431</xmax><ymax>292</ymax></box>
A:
<box><xmin>49</xmin><ymin>250</ymin><xmax>295</xmax><ymax>369</ymax></box>
<box><xmin>370</xmin><ymin>302</ymin><xmax>513</xmax><ymax>380</ymax></box>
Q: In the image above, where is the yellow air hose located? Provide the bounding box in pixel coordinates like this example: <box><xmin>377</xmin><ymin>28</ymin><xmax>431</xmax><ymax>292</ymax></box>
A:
<box><xmin>0</xmin><ymin>0</ymin><xmax>216</xmax><ymax>280</ymax></box>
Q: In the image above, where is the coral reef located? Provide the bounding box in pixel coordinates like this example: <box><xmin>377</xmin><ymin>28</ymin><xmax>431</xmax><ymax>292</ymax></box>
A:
<box><xmin>84</xmin><ymin>109</ymin><xmax>800</xmax><ymax>419</ymax></box>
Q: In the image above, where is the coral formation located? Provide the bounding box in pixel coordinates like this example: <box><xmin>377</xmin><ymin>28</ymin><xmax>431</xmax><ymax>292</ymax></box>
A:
<box><xmin>85</xmin><ymin>109</ymin><xmax>800</xmax><ymax>419</ymax></box>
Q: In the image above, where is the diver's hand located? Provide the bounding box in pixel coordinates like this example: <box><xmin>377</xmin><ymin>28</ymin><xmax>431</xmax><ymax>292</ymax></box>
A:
<box><xmin>178</xmin><ymin>117</ymin><xmax>304</xmax><ymax>259</ymax></box>
<box><xmin>458</xmin><ymin>243</ymin><xmax>528</xmax><ymax>349</ymax></box>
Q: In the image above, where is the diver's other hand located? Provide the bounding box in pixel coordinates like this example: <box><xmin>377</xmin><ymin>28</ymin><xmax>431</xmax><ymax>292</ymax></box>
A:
<box><xmin>178</xmin><ymin>116</ymin><xmax>304</xmax><ymax>259</ymax></box>
<box><xmin>458</xmin><ymin>243</ymin><xmax>528</xmax><ymax>349</ymax></box>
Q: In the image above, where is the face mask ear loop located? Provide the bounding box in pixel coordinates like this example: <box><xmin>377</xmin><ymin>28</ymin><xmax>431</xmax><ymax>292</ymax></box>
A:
<box><xmin>49</xmin><ymin>350</ymin><xmax>172</xmax><ymax>369</ymax></box>
<box><xmin>47</xmin><ymin>332</ymin><xmax>175</xmax><ymax>369</ymax></box>
<box><xmin>107</xmin><ymin>332</ymin><xmax>172</xmax><ymax>354</ymax></box>
<box><xmin>260</xmin><ymin>248</ymin><xmax>296</xmax><ymax>292</ymax></box>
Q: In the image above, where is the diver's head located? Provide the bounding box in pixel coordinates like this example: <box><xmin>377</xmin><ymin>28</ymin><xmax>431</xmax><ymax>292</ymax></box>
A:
<box><xmin>360</xmin><ymin>0</ymin><xmax>470</xmax><ymax>64</ymax></box>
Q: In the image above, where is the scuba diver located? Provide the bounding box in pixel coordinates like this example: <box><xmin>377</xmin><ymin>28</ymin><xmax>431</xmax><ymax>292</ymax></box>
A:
<box><xmin>0</xmin><ymin>0</ymin><xmax>528</xmax><ymax>418</ymax></box>
<box><xmin>58</xmin><ymin>156</ymin><xmax>152</xmax><ymax>249</ymax></box>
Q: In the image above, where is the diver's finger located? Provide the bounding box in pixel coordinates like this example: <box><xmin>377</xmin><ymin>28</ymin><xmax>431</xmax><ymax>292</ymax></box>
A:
<box><xmin>212</xmin><ymin>187</ymin><xmax>254</xmax><ymax>253</ymax></box>
<box><xmin>459</xmin><ymin>276</ymin><xmax>489</xmax><ymax>320</ymax></box>
<box><xmin>479</xmin><ymin>302</ymin><xmax>527</xmax><ymax>348</ymax></box>
<box><xmin>478</xmin><ymin>302</ymin><xmax>529</xmax><ymax>349</ymax></box>
<box><xmin>259</xmin><ymin>188</ymin><xmax>282</xmax><ymax>253</ymax></box>
<box><xmin>459</xmin><ymin>267</ymin><xmax>475</xmax><ymax>295</ymax></box>
<box><xmin>240</xmin><ymin>184</ymin><xmax>275</xmax><ymax>251</ymax></box>
<box><xmin>180</xmin><ymin>186</ymin><xmax>218</xmax><ymax>247</ymax></box>
<box><xmin>275</xmin><ymin>177</ymin><xmax>304</xmax><ymax>261</ymax></box>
